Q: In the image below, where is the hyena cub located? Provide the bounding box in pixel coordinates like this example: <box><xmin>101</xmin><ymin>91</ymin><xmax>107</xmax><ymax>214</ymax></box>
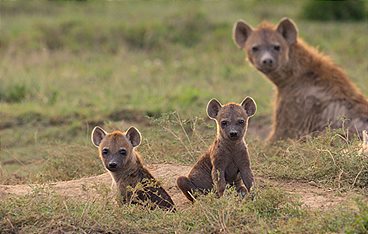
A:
<box><xmin>91</xmin><ymin>126</ymin><xmax>175</xmax><ymax>210</ymax></box>
<box><xmin>177</xmin><ymin>97</ymin><xmax>256</xmax><ymax>201</ymax></box>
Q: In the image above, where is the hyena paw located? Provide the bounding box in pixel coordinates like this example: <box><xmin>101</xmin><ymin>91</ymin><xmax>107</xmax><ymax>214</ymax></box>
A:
<box><xmin>237</xmin><ymin>186</ymin><xmax>248</xmax><ymax>198</ymax></box>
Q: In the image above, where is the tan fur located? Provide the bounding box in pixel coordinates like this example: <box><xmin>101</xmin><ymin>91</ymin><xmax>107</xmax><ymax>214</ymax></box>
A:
<box><xmin>91</xmin><ymin>126</ymin><xmax>175</xmax><ymax>210</ymax></box>
<box><xmin>177</xmin><ymin>97</ymin><xmax>256</xmax><ymax>201</ymax></box>
<box><xmin>233</xmin><ymin>18</ymin><xmax>368</xmax><ymax>141</ymax></box>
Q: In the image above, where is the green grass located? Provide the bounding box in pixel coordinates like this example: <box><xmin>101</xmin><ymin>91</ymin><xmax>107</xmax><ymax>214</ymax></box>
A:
<box><xmin>0</xmin><ymin>0</ymin><xmax>367</xmax><ymax>232</ymax></box>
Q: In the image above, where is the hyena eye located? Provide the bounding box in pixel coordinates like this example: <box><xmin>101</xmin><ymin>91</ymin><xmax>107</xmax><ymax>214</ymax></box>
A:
<box><xmin>119</xmin><ymin>149</ymin><xmax>127</xmax><ymax>155</ymax></box>
<box><xmin>251</xmin><ymin>46</ymin><xmax>259</xmax><ymax>53</ymax></box>
<box><xmin>273</xmin><ymin>45</ymin><xmax>280</xmax><ymax>51</ymax></box>
<box><xmin>221</xmin><ymin>120</ymin><xmax>228</xmax><ymax>127</ymax></box>
<box><xmin>238</xmin><ymin>119</ymin><xmax>245</xmax><ymax>125</ymax></box>
<box><xmin>102</xmin><ymin>148</ymin><xmax>109</xmax><ymax>156</ymax></box>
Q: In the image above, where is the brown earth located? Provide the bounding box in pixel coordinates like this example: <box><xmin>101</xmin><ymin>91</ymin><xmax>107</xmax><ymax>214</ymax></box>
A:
<box><xmin>0</xmin><ymin>163</ymin><xmax>352</xmax><ymax>210</ymax></box>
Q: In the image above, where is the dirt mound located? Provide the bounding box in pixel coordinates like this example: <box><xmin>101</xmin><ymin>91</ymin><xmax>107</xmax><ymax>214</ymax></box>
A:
<box><xmin>0</xmin><ymin>163</ymin><xmax>349</xmax><ymax>209</ymax></box>
<box><xmin>0</xmin><ymin>164</ymin><xmax>192</xmax><ymax>208</ymax></box>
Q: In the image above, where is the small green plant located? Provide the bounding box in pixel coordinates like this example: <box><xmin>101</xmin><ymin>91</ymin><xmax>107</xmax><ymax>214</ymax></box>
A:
<box><xmin>346</xmin><ymin>200</ymin><xmax>368</xmax><ymax>234</ymax></box>
<box><xmin>0</xmin><ymin>83</ymin><xmax>28</xmax><ymax>103</ymax></box>
<box><xmin>47</xmin><ymin>90</ymin><xmax>59</xmax><ymax>105</ymax></box>
<box><xmin>301</xmin><ymin>0</ymin><xmax>367</xmax><ymax>21</ymax></box>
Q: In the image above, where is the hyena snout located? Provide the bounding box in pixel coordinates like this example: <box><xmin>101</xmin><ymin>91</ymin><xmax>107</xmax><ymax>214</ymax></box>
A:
<box><xmin>258</xmin><ymin>52</ymin><xmax>277</xmax><ymax>72</ymax></box>
<box><xmin>106</xmin><ymin>161</ymin><xmax>119</xmax><ymax>171</ymax></box>
<box><xmin>229</xmin><ymin>131</ymin><xmax>238</xmax><ymax>138</ymax></box>
<box><xmin>262</xmin><ymin>58</ymin><xmax>274</xmax><ymax>66</ymax></box>
<box><xmin>226</xmin><ymin>128</ymin><xmax>243</xmax><ymax>141</ymax></box>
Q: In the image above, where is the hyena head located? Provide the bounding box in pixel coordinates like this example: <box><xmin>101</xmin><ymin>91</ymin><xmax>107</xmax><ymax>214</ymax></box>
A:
<box><xmin>233</xmin><ymin>18</ymin><xmax>298</xmax><ymax>74</ymax></box>
<box><xmin>91</xmin><ymin>126</ymin><xmax>141</xmax><ymax>172</ymax></box>
<box><xmin>207</xmin><ymin>97</ymin><xmax>257</xmax><ymax>141</ymax></box>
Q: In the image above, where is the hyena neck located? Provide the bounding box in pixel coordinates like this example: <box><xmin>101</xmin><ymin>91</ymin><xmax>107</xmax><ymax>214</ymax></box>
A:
<box><xmin>269</xmin><ymin>40</ymin><xmax>363</xmax><ymax>99</ymax></box>
<box><xmin>215</xmin><ymin>135</ymin><xmax>246</xmax><ymax>152</ymax></box>
<box><xmin>110</xmin><ymin>152</ymin><xmax>143</xmax><ymax>185</ymax></box>
<box><xmin>267</xmin><ymin>40</ymin><xmax>321</xmax><ymax>89</ymax></box>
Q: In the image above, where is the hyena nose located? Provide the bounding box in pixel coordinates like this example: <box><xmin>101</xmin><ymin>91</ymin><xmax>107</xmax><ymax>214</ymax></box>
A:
<box><xmin>230</xmin><ymin>131</ymin><xmax>238</xmax><ymax>138</ymax></box>
<box><xmin>262</xmin><ymin>58</ymin><xmax>273</xmax><ymax>65</ymax></box>
<box><xmin>108</xmin><ymin>162</ymin><xmax>117</xmax><ymax>169</ymax></box>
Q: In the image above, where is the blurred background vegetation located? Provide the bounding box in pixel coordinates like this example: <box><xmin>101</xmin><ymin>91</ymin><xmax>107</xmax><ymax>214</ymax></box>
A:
<box><xmin>301</xmin><ymin>0</ymin><xmax>367</xmax><ymax>21</ymax></box>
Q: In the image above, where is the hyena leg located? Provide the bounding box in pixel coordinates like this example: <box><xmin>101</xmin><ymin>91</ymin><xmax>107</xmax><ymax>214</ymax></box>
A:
<box><xmin>177</xmin><ymin>176</ymin><xmax>201</xmax><ymax>202</ymax></box>
<box><xmin>234</xmin><ymin>174</ymin><xmax>247</xmax><ymax>198</ymax></box>
<box><xmin>211</xmin><ymin>167</ymin><xmax>226</xmax><ymax>197</ymax></box>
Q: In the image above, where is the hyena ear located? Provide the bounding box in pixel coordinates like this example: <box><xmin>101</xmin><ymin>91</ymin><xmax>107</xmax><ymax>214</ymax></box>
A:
<box><xmin>233</xmin><ymin>19</ymin><xmax>253</xmax><ymax>49</ymax></box>
<box><xmin>276</xmin><ymin>18</ymin><xmax>298</xmax><ymax>45</ymax></box>
<box><xmin>91</xmin><ymin>126</ymin><xmax>107</xmax><ymax>147</ymax></box>
<box><xmin>241</xmin><ymin>97</ymin><xmax>257</xmax><ymax>117</ymax></box>
<box><xmin>126</xmin><ymin>126</ymin><xmax>141</xmax><ymax>148</ymax></box>
<box><xmin>207</xmin><ymin>98</ymin><xmax>222</xmax><ymax>119</ymax></box>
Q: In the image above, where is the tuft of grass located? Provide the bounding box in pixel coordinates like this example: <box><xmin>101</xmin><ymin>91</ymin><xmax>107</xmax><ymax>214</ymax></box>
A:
<box><xmin>0</xmin><ymin>83</ymin><xmax>28</xmax><ymax>103</ymax></box>
<box><xmin>146</xmin><ymin>113</ymin><xmax>213</xmax><ymax>165</ymax></box>
<box><xmin>251</xmin><ymin>129</ymin><xmax>368</xmax><ymax>190</ymax></box>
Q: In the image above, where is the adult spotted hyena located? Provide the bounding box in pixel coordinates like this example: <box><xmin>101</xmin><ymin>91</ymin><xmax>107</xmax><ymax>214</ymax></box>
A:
<box><xmin>233</xmin><ymin>18</ymin><xmax>368</xmax><ymax>141</ymax></box>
